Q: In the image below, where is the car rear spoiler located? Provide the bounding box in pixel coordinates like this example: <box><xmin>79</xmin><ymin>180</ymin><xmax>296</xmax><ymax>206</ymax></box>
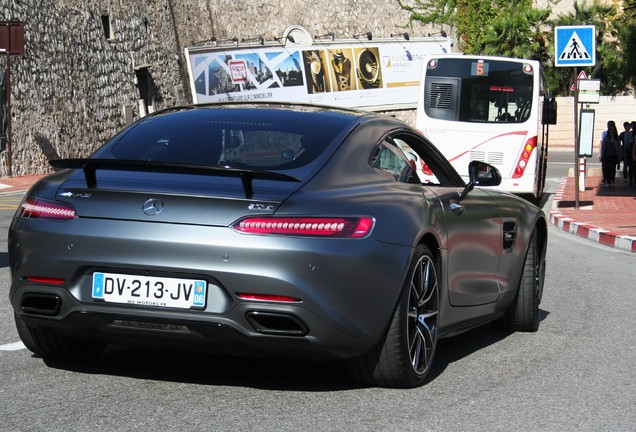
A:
<box><xmin>49</xmin><ymin>158</ymin><xmax>301</xmax><ymax>199</ymax></box>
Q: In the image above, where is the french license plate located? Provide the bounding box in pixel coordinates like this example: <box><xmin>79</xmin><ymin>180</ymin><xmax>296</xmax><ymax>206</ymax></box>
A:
<box><xmin>92</xmin><ymin>272</ymin><xmax>207</xmax><ymax>309</ymax></box>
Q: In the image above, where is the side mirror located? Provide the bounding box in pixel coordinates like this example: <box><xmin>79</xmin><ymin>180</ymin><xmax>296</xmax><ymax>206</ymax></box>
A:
<box><xmin>468</xmin><ymin>160</ymin><xmax>501</xmax><ymax>186</ymax></box>
<box><xmin>459</xmin><ymin>161</ymin><xmax>502</xmax><ymax>200</ymax></box>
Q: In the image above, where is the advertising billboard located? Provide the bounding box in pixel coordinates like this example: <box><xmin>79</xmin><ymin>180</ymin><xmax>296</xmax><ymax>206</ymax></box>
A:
<box><xmin>185</xmin><ymin>35</ymin><xmax>452</xmax><ymax>110</ymax></box>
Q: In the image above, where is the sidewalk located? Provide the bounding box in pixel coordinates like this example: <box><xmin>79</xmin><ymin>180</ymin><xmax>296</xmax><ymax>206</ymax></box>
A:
<box><xmin>0</xmin><ymin>174</ymin><xmax>45</xmax><ymax>194</ymax></box>
<box><xmin>549</xmin><ymin>175</ymin><xmax>636</xmax><ymax>252</ymax></box>
<box><xmin>1</xmin><ymin>173</ymin><xmax>635</xmax><ymax>252</ymax></box>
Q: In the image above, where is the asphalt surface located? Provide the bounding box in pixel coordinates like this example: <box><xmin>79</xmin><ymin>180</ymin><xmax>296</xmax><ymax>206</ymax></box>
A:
<box><xmin>1</xmin><ymin>173</ymin><xmax>635</xmax><ymax>431</ymax></box>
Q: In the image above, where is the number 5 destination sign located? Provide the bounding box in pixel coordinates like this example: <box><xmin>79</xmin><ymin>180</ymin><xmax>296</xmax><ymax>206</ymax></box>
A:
<box><xmin>555</xmin><ymin>25</ymin><xmax>596</xmax><ymax>67</ymax></box>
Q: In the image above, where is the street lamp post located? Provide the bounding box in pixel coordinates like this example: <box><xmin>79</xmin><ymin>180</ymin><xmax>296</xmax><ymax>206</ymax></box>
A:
<box><xmin>0</xmin><ymin>21</ymin><xmax>24</xmax><ymax>178</ymax></box>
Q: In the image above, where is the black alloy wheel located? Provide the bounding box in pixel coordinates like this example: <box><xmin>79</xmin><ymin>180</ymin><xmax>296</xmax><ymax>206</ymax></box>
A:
<box><xmin>349</xmin><ymin>244</ymin><xmax>439</xmax><ymax>388</ymax></box>
<box><xmin>406</xmin><ymin>248</ymin><xmax>439</xmax><ymax>376</ymax></box>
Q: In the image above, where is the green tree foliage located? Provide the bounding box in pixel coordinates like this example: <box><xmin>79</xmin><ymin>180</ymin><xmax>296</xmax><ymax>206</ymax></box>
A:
<box><xmin>480</xmin><ymin>8</ymin><xmax>552</xmax><ymax>61</ymax></box>
<box><xmin>398</xmin><ymin>0</ymin><xmax>635</xmax><ymax>96</ymax></box>
<box><xmin>397</xmin><ymin>0</ymin><xmax>534</xmax><ymax>53</ymax></box>
<box><xmin>619</xmin><ymin>0</ymin><xmax>636</xmax><ymax>90</ymax></box>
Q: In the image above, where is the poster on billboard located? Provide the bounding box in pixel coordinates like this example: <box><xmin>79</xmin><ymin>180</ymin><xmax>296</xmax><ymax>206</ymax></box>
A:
<box><xmin>185</xmin><ymin>35</ymin><xmax>452</xmax><ymax>110</ymax></box>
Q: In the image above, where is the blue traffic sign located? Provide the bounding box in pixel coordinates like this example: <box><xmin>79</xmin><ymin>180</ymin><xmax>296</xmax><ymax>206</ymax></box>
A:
<box><xmin>555</xmin><ymin>25</ymin><xmax>596</xmax><ymax>67</ymax></box>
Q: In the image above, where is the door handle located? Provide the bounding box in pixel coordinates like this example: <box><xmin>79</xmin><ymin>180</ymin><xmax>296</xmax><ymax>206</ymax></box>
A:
<box><xmin>449</xmin><ymin>201</ymin><xmax>465</xmax><ymax>215</ymax></box>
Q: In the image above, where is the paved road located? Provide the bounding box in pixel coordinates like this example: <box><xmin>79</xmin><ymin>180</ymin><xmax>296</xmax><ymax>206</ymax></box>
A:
<box><xmin>1</xmin><ymin>180</ymin><xmax>635</xmax><ymax>431</ymax></box>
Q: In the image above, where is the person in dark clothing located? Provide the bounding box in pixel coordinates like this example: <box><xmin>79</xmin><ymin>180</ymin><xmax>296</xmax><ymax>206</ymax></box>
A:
<box><xmin>619</xmin><ymin>121</ymin><xmax>631</xmax><ymax>182</ymax></box>
<box><xmin>627</xmin><ymin>121</ymin><xmax>636</xmax><ymax>186</ymax></box>
<box><xmin>600</xmin><ymin>123</ymin><xmax>621</xmax><ymax>187</ymax></box>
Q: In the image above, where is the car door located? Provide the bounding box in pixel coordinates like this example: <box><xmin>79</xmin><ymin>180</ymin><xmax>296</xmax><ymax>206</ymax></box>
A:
<box><xmin>391</xmin><ymin>132</ymin><xmax>503</xmax><ymax>307</ymax></box>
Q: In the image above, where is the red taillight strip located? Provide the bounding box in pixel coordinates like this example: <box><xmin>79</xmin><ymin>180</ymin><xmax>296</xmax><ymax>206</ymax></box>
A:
<box><xmin>237</xmin><ymin>293</ymin><xmax>301</xmax><ymax>303</ymax></box>
<box><xmin>421</xmin><ymin>161</ymin><xmax>433</xmax><ymax>176</ymax></box>
<box><xmin>19</xmin><ymin>197</ymin><xmax>77</xmax><ymax>220</ymax></box>
<box><xmin>512</xmin><ymin>136</ymin><xmax>537</xmax><ymax>179</ymax></box>
<box><xmin>24</xmin><ymin>276</ymin><xmax>66</xmax><ymax>285</ymax></box>
<box><xmin>232</xmin><ymin>216</ymin><xmax>374</xmax><ymax>238</ymax></box>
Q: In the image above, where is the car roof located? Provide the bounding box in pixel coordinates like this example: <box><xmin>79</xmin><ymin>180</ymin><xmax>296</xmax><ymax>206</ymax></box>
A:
<box><xmin>152</xmin><ymin>101</ymin><xmax>372</xmax><ymax>119</ymax></box>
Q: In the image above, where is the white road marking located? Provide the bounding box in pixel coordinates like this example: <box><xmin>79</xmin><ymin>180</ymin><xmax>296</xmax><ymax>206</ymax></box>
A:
<box><xmin>0</xmin><ymin>341</ymin><xmax>26</xmax><ymax>351</ymax></box>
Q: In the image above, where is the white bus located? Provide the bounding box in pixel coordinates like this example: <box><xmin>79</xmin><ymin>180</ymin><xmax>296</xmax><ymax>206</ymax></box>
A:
<box><xmin>415</xmin><ymin>54</ymin><xmax>556</xmax><ymax>199</ymax></box>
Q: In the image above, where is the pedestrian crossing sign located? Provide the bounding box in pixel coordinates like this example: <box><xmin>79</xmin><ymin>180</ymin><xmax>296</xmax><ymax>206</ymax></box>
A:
<box><xmin>555</xmin><ymin>25</ymin><xmax>596</xmax><ymax>67</ymax></box>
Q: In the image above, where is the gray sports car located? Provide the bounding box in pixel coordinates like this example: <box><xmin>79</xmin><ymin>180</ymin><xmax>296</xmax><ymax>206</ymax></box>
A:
<box><xmin>9</xmin><ymin>103</ymin><xmax>547</xmax><ymax>388</ymax></box>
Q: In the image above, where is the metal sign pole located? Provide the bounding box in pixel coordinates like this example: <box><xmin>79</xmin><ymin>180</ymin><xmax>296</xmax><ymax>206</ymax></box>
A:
<box><xmin>554</xmin><ymin>25</ymin><xmax>596</xmax><ymax>210</ymax></box>
<box><xmin>5</xmin><ymin>49</ymin><xmax>11</xmax><ymax>177</ymax></box>
<box><xmin>573</xmin><ymin>67</ymin><xmax>579</xmax><ymax>209</ymax></box>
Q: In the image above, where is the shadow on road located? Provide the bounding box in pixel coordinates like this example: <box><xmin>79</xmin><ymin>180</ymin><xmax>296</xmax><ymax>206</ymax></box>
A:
<box><xmin>45</xmin><ymin>347</ymin><xmax>357</xmax><ymax>392</ymax></box>
<box><xmin>41</xmin><ymin>309</ymin><xmax>550</xmax><ymax>391</ymax></box>
<box><xmin>427</xmin><ymin>308</ymin><xmax>549</xmax><ymax>383</ymax></box>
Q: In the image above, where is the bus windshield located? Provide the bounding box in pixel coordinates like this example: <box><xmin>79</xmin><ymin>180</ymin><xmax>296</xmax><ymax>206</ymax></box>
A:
<box><xmin>423</xmin><ymin>58</ymin><xmax>534</xmax><ymax>124</ymax></box>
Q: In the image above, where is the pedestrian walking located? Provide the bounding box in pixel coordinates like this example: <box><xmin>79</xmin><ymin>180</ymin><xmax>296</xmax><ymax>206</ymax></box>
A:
<box><xmin>628</xmin><ymin>121</ymin><xmax>636</xmax><ymax>186</ymax></box>
<box><xmin>600</xmin><ymin>121</ymin><xmax>616</xmax><ymax>185</ymax></box>
<box><xmin>619</xmin><ymin>121</ymin><xmax>631</xmax><ymax>182</ymax></box>
<box><xmin>600</xmin><ymin>122</ymin><xmax>621</xmax><ymax>186</ymax></box>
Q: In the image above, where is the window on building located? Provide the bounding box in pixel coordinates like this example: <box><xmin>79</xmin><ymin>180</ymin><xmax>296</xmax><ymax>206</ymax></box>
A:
<box><xmin>101</xmin><ymin>14</ymin><xmax>114</xmax><ymax>40</ymax></box>
<box><xmin>0</xmin><ymin>68</ymin><xmax>6</xmax><ymax>151</ymax></box>
<box><xmin>135</xmin><ymin>66</ymin><xmax>155</xmax><ymax>116</ymax></box>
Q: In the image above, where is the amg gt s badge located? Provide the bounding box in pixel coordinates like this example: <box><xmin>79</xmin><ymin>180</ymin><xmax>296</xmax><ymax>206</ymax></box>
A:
<box><xmin>59</xmin><ymin>191</ymin><xmax>92</xmax><ymax>198</ymax></box>
<box><xmin>142</xmin><ymin>198</ymin><xmax>164</xmax><ymax>216</ymax></box>
<box><xmin>248</xmin><ymin>203</ymin><xmax>274</xmax><ymax>211</ymax></box>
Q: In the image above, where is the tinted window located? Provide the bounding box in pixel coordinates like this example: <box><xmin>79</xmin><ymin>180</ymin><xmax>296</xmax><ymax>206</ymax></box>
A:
<box><xmin>376</xmin><ymin>133</ymin><xmax>464</xmax><ymax>187</ymax></box>
<box><xmin>370</xmin><ymin>142</ymin><xmax>413</xmax><ymax>182</ymax></box>
<box><xmin>105</xmin><ymin>107</ymin><xmax>355</xmax><ymax>170</ymax></box>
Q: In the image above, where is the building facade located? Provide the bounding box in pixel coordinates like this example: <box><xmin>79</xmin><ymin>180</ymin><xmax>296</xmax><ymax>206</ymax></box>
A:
<box><xmin>0</xmin><ymin>0</ymin><xmax>629</xmax><ymax>176</ymax></box>
<box><xmin>0</xmin><ymin>0</ymin><xmax>438</xmax><ymax>175</ymax></box>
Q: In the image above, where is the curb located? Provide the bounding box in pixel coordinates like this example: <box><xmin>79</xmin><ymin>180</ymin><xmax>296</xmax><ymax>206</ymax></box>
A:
<box><xmin>549</xmin><ymin>178</ymin><xmax>636</xmax><ymax>253</ymax></box>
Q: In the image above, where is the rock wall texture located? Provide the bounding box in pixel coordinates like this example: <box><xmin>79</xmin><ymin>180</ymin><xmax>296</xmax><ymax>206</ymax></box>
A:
<box><xmin>0</xmin><ymin>0</ymin><xmax>627</xmax><ymax>176</ymax></box>
<box><xmin>1</xmin><ymin>0</ymin><xmax>432</xmax><ymax>175</ymax></box>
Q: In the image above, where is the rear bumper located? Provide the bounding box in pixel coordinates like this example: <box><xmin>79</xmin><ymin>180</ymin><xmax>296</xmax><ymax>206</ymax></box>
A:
<box><xmin>9</xmin><ymin>218</ymin><xmax>412</xmax><ymax>359</ymax></box>
<box><xmin>12</xmin><ymin>285</ymin><xmax>374</xmax><ymax>359</ymax></box>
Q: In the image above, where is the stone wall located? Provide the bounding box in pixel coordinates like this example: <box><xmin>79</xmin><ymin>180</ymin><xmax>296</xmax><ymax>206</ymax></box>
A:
<box><xmin>550</xmin><ymin>96</ymin><xmax>636</xmax><ymax>153</ymax></box>
<box><xmin>0</xmin><ymin>0</ymin><xmax>630</xmax><ymax>176</ymax></box>
<box><xmin>1</xmin><ymin>0</ymin><xmax>189</xmax><ymax>175</ymax></box>
<box><xmin>2</xmin><ymin>0</ymin><xmax>434</xmax><ymax>176</ymax></box>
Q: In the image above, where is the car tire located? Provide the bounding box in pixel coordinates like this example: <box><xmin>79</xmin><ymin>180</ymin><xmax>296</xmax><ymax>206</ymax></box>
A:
<box><xmin>513</xmin><ymin>232</ymin><xmax>542</xmax><ymax>332</ymax></box>
<box><xmin>349</xmin><ymin>244</ymin><xmax>439</xmax><ymax>388</ymax></box>
<box><xmin>15</xmin><ymin>314</ymin><xmax>106</xmax><ymax>359</ymax></box>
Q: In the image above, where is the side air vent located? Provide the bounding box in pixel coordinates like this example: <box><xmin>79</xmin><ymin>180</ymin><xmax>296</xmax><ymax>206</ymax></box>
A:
<box><xmin>503</xmin><ymin>221</ymin><xmax>518</xmax><ymax>251</ymax></box>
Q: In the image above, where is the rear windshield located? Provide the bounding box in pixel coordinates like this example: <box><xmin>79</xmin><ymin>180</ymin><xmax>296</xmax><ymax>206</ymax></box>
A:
<box><xmin>424</xmin><ymin>58</ymin><xmax>534</xmax><ymax>123</ymax></box>
<box><xmin>105</xmin><ymin>107</ymin><xmax>355</xmax><ymax>170</ymax></box>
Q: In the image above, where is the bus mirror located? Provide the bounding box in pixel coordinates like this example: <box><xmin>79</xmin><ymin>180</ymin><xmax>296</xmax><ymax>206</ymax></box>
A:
<box><xmin>542</xmin><ymin>96</ymin><xmax>557</xmax><ymax>125</ymax></box>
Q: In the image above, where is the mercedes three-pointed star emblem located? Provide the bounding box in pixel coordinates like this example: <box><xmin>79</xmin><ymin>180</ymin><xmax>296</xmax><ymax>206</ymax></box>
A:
<box><xmin>142</xmin><ymin>198</ymin><xmax>164</xmax><ymax>216</ymax></box>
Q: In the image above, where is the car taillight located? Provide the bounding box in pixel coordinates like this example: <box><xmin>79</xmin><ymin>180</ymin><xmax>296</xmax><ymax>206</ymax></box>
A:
<box><xmin>512</xmin><ymin>136</ymin><xmax>537</xmax><ymax>179</ymax></box>
<box><xmin>232</xmin><ymin>216</ymin><xmax>374</xmax><ymax>238</ymax></box>
<box><xmin>24</xmin><ymin>276</ymin><xmax>66</xmax><ymax>285</ymax></box>
<box><xmin>18</xmin><ymin>197</ymin><xmax>77</xmax><ymax>220</ymax></box>
<box><xmin>421</xmin><ymin>161</ymin><xmax>433</xmax><ymax>176</ymax></box>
